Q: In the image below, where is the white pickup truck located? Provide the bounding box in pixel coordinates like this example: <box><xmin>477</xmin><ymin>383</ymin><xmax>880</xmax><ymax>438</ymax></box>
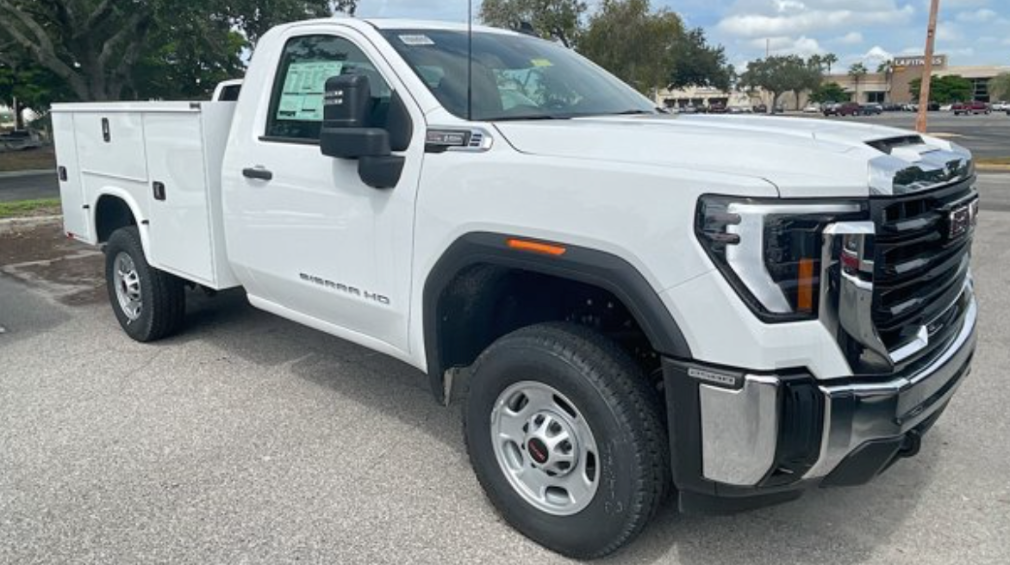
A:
<box><xmin>53</xmin><ymin>17</ymin><xmax>979</xmax><ymax>559</ymax></box>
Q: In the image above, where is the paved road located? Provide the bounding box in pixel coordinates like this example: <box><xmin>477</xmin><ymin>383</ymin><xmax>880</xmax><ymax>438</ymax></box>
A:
<box><xmin>1</xmin><ymin>177</ymin><xmax>1009</xmax><ymax>564</ymax></box>
<box><xmin>821</xmin><ymin>112</ymin><xmax>1010</xmax><ymax>159</ymax></box>
<box><xmin>0</xmin><ymin>170</ymin><xmax>59</xmax><ymax>202</ymax></box>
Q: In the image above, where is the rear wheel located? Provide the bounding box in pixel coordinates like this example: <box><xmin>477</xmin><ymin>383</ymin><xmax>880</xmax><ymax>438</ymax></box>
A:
<box><xmin>105</xmin><ymin>227</ymin><xmax>186</xmax><ymax>342</ymax></box>
<box><xmin>464</xmin><ymin>323</ymin><xmax>669</xmax><ymax>559</ymax></box>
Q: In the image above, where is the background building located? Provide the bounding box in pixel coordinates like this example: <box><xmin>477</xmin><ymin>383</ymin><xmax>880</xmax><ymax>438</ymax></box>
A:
<box><xmin>825</xmin><ymin>55</ymin><xmax>1010</xmax><ymax>104</ymax></box>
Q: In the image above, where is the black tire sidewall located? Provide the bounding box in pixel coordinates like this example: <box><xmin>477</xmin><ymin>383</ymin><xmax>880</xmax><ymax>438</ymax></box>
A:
<box><xmin>105</xmin><ymin>227</ymin><xmax>159</xmax><ymax>341</ymax></box>
<box><xmin>465</xmin><ymin>340</ymin><xmax>649</xmax><ymax>556</ymax></box>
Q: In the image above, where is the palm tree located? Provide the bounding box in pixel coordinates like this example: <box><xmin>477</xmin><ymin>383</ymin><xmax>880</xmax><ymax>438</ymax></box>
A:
<box><xmin>849</xmin><ymin>62</ymin><xmax>868</xmax><ymax>103</ymax></box>
<box><xmin>823</xmin><ymin>53</ymin><xmax>838</xmax><ymax>75</ymax></box>
<box><xmin>877</xmin><ymin>60</ymin><xmax>894</xmax><ymax>102</ymax></box>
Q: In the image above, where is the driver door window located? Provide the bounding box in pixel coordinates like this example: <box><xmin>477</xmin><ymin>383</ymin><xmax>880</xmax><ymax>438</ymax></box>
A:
<box><xmin>265</xmin><ymin>35</ymin><xmax>393</xmax><ymax>142</ymax></box>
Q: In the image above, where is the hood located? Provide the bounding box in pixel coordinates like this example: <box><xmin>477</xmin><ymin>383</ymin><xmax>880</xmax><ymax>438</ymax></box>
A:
<box><xmin>493</xmin><ymin>115</ymin><xmax>955</xmax><ymax>198</ymax></box>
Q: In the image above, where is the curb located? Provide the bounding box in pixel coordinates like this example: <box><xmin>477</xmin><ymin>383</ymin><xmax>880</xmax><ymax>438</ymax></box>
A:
<box><xmin>0</xmin><ymin>215</ymin><xmax>62</xmax><ymax>235</ymax></box>
<box><xmin>0</xmin><ymin>169</ymin><xmax>55</xmax><ymax>179</ymax></box>
<box><xmin>977</xmin><ymin>165</ymin><xmax>1010</xmax><ymax>174</ymax></box>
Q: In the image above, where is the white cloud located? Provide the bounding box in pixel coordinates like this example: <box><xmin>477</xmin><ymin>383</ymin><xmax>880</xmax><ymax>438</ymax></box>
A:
<box><xmin>716</xmin><ymin>3</ymin><xmax>915</xmax><ymax>38</ymax></box>
<box><xmin>936</xmin><ymin>23</ymin><xmax>963</xmax><ymax>42</ymax></box>
<box><xmin>835</xmin><ymin>31</ymin><xmax>864</xmax><ymax>45</ymax></box>
<box><xmin>860</xmin><ymin>45</ymin><xmax>892</xmax><ymax>65</ymax></box>
<box><xmin>956</xmin><ymin>8</ymin><xmax>997</xmax><ymax>23</ymax></box>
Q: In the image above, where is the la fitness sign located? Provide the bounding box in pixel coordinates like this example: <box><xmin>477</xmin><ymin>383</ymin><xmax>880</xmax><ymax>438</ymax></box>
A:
<box><xmin>894</xmin><ymin>55</ymin><xmax>948</xmax><ymax>68</ymax></box>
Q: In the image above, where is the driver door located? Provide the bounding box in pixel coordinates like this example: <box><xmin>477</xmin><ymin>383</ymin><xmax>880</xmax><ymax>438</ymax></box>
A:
<box><xmin>223</xmin><ymin>27</ymin><xmax>424</xmax><ymax>354</ymax></box>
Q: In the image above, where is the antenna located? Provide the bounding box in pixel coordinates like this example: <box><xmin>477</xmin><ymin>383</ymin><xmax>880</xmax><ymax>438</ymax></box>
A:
<box><xmin>467</xmin><ymin>0</ymin><xmax>474</xmax><ymax>121</ymax></box>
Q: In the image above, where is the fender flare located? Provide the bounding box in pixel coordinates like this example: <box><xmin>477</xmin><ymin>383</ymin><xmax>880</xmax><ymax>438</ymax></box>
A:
<box><xmin>422</xmin><ymin>232</ymin><xmax>693</xmax><ymax>402</ymax></box>
<box><xmin>92</xmin><ymin>188</ymin><xmax>151</xmax><ymax>256</ymax></box>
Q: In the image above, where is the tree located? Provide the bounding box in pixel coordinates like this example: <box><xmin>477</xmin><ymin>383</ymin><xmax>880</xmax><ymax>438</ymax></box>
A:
<box><xmin>910</xmin><ymin>75</ymin><xmax>973</xmax><ymax>104</ymax></box>
<box><xmin>480</xmin><ymin>0</ymin><xmax>587</xmax><ymax>47</ymax></box>
<box><xmin>848</xmin><ymin>62</ymin><xmax>868</xmax><ymax>103</ymax></box>
<box><xmin>822</xmin><ymin>53</ymin><xmax>838</xmax><ymax>75</ymax></box>
<box><xmin>877</xmin><ymin>59</ymin><xmax>894</xmax><ymax>103</ymax></box>
<box><xmin>739</xmin><ymin>55</ymin><xmax>811</xmax><ymax>113</ymax></box>
<box><xmin>989</xmin><ymin>73</ymin><xmax>1010</xmax><ymax>101</ymax></box>
<box><xmin>0</xmin><ymin>0</ymin><xmax>334</xmax><ymax>102</ymax></box>
<box><xmin>809</xmin><ymin>82</ymin><xmax>848</xmax><ymax>104</ymax></box>
<box><xmin>668</xmin><ymin>27</ymin><xmax>732</xmax><ymax>91</ymax></box>
<box><xmin>578</xmin><ymin>0</ymin><xmax>683</xmax><ymax>94</ymax></box>
<box><xmin>789</xmin><ymin>57</ymin><xmax>824</xmax><ymax>110</ymax></box>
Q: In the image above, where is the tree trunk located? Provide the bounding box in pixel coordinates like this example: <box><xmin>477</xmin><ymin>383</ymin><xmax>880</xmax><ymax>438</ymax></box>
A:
<box><xmin>13</xmin><ymin>96</ymin><xmax>23</xmax><ymax>130</ymax></box>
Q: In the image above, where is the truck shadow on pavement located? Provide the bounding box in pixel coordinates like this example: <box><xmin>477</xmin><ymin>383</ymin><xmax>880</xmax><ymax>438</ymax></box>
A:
<box><xmin>177</xmin><ymin>289</ymin><xmax>935</xmax><ymax>564</ymax></box>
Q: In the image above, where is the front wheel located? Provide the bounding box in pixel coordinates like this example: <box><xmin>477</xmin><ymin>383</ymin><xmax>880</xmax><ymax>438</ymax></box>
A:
<box><xmin>105</xmin><ymin>226</ymin><xmax>186</xmax><ymax>342</ymax></box>
<box><xmin>464</xmin><ymin>323</ymin><xmax>669</xmax><ymax>559</ymax></box>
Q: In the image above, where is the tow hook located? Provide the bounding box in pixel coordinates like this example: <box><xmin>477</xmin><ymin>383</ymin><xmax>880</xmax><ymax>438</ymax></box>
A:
<box><xmin>898</xmin><ymin>429</ymin><xmax>922</xmax><ymax>458</ymax></box>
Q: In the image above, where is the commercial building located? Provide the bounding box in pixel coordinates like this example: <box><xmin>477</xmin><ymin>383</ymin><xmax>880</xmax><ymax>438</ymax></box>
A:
<box><xmin>655</xmin><ymin>54</ymin><xmax>1010</xmax><ymax>111</ymax></box>
<box><xmin>825</xmin><ymin>55</ymin><xmax>1010</xmax><ymax>104</ymax></box>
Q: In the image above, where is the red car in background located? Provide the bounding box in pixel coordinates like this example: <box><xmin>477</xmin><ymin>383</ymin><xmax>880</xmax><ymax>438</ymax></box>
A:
<box><xmin>952</xmin><ymin>101</ymin><xmax>990</xmax><ymax>115</ymax></box>
<box><xmin>823</xmin><ymin>102</ymin><xmax>862</xmax><ymax>116</ymax></box>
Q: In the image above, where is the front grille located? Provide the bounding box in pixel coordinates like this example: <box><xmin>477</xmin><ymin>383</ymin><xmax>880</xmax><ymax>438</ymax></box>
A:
<box><xmin>871</xmin><ymin>179</ymin><xmax>976</xmax><ymax>356</ymax></box>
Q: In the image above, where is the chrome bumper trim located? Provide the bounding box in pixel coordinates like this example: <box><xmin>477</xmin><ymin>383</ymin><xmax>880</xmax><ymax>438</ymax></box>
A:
<box><xmin>803</xmin><ymin>289</ymin><xmax>977</xmax><ymax>479</ymax></box>
<box><xmin>699</xmin><ymin>375</ymin><xmax>780</xmax><ymax>486</ymax></box>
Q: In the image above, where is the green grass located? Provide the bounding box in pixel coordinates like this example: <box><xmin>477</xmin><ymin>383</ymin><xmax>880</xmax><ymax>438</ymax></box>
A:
<box><xmin>0</xmin><ymin>198</ymin><xmax>62</xmax><ymax>219</ymax></box>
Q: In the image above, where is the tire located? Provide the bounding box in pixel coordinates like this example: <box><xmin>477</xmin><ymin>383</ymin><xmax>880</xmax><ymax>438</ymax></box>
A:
<box><xmin>104</xmin><ymin>226</ymin><xmax>186</xmax><ymax>342</ymax></box>
<box><xmin>464</xmin><ymin>323</ymin><xmax>669</xmax><ymax>559</ymax></box>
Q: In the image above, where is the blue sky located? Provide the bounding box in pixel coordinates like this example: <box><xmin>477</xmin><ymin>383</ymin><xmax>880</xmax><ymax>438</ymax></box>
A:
<box><xmin>355</xmin><ymin>0</ymin><xmax>1010</xmax><ymax>70</ymax></box>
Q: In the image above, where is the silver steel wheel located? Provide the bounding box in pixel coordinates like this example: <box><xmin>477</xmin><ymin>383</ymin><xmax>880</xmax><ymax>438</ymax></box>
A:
<box><xmin>490</xmin><ymin>381</ymin><xmax>599</xmax><ymax>516</ymax></box>
<box><xmin>113</xmin><ymin>252</ymin><xmax>142</xmax><ymax>321</ymax></box>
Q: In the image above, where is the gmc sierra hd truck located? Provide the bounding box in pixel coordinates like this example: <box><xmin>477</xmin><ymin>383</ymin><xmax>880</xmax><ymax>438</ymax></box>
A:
<box><xmin>53</xmin><ymin>18</ymin><xmax>979</xmax><ymax>559</ymax></box>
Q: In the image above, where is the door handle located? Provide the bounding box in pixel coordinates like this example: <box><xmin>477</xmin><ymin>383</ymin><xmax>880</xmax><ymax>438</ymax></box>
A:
<box><xmin>242</xmin><ymin>167</ymin><xmax>273</xmax><ymax>181</ymax></box>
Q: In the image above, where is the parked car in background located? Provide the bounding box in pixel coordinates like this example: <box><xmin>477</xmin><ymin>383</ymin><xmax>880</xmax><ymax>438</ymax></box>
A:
<box><xmin>989</xmin><ymin>101</ymin><xmax>1008</xmax><ymax>111</ymax></box>
<box><xmin>953</xmin><ymin>101</ymin><xmax>990</xmax><ymax>115</ymax></box>
<box><xmin>882</xmin><ymin>103</ymin><xmax>903</xmax><ymax>112</ymax></box>
<box><xmin>0</xmin><ymin>129</ymin><xmax>43</xmax><ymax>152</ymax></box>
<box><xmin>802</xmin><ymin>103</ymin><xmax>821</xmax><ymax>113</ymax></box>
<box><xmin>752</xmin><ymin>103</ymin><xmax>768</xmax><ymax>114</ymax></box>
<box><xmin>708</xmin><ymin>102</ymin><xmax>728</xmax><ymax>114</ymax></box>
<box><xmin>824</xmin><ymin>102</ymin><xmax>862</xmax><ymax>116</ymax></box>
<box><xmin>940</xmin><ymin>103</ymin><xmax>954</xmax><ymax>112</ymax></box>
<box><xmin>861</xmin><ymin>104</ymin><xmax>883</xmax><ymax>115</ymax></box>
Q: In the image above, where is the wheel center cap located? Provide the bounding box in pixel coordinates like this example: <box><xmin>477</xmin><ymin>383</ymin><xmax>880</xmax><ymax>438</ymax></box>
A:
<box><xmin>528</xmin><ymin>438</ymin><xmax>549</xmax><ymax>464</ymax></box>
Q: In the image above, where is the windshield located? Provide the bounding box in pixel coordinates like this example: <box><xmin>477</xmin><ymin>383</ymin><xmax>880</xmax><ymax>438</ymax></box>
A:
<box><xmin>381</xmin><ymin>29</ymin><xmax>657</xmax><ymax>121</ymax></box>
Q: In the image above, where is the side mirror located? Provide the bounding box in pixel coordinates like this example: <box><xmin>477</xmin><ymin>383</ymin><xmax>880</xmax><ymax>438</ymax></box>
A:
<box><xmin>319</xmin><ymin>74</ymin><xmax>405</xmax><ymax>190</ymax></box>
<box><xmin>320</xmin><ymin>74</ymin><xmax>390</xmax><ymax>159</ymax></box>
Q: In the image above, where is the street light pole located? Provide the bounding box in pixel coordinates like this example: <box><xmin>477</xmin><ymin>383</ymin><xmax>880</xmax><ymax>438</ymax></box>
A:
<box><xmin>917</xmin><ymin>0</ymin><xmax>940</xmax><ymax>133</ymax></box>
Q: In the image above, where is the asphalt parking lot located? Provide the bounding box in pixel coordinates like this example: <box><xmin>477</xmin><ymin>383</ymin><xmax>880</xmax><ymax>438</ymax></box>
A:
<box><xmin>824</xmin><ymin>111</ymin><xmax>1010</xmax><ymax>159</ymax></box>
<box><xmin>1</xmin><ymin>177</ymin><xmax>1009</xmax><ymax>564</ymax></box>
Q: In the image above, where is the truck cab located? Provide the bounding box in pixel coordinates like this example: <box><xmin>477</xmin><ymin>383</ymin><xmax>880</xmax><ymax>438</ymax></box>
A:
<box><xmin>52</xmin><ymin>17</ymin><xmax>979</xmax><ymax>560</ymax></box>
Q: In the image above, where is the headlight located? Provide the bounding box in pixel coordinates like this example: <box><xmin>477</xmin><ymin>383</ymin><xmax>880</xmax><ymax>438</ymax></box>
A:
<box><xmin>695</xmin><ymin>195</ymin><xmax>868</xmax><ymax>322</ymax></box>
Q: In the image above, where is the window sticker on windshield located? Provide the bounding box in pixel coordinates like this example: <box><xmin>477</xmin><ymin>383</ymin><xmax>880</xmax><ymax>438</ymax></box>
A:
<box><xmin>530</xmin><ymin>58</ymin><xmax>553</xmax><ymax>68</ymax></box>
<box><xmin>399</xmin><ymin>34</ymin><xmax>435</xmax><ymax>46</ymax></box>
<box><xmin>277</xmin><ymin>60</ymin><xmax>344</xmax><ymax>121</ymax></box>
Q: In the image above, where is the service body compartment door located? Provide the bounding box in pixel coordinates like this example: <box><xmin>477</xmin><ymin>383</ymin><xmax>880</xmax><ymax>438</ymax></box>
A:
<box><xmin>143</xmin><ymin>111</ymin><xmax>214</xmax><ymax>285</ymax></box>
<box><xmin>52</xmin><ymin>113</ymin><xmax>91</xmax><ymax>240</ymax></box>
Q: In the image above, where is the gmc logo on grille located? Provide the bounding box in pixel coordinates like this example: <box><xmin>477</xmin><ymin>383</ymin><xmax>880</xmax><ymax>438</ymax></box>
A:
<box><xmin>948</xmin><ymin>199</ymin><xmax>979</xmax><ymax>240</ymax></box>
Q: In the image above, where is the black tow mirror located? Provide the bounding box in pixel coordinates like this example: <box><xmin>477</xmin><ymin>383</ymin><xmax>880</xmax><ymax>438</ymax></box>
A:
<box><xmin>319</xmin><ymin>74</ymin><xmax>405</xmax><ymax>190</ymax></box>
<box><xmin>320</xmin><ymin>74</ymin><xmax>390</xmax><ymax>159</ymax></box>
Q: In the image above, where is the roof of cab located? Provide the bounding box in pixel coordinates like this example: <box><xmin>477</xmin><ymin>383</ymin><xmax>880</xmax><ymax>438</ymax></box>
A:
<box><xmin>281</xmin><ymin>16</ymin><xmax>519</xmax><ymax>36</ymax></box>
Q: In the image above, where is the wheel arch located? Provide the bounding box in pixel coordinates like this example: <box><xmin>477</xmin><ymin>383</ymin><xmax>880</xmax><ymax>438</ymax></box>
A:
<box><xmin>422</xmin><ymin>232</ymin><xmax>693</xmax><ymax>403</ymax></box>
<box><xmin>92</xmin><ymin>189</ymin><xmax>149</xmax><ymax>255</ymax></box>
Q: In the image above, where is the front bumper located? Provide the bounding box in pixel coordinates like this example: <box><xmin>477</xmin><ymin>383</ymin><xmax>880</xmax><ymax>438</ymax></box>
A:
<box><xmin>663</xmin><ymin>287</ymin><xmax>977</xmax><ymax>512</ymax></box>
